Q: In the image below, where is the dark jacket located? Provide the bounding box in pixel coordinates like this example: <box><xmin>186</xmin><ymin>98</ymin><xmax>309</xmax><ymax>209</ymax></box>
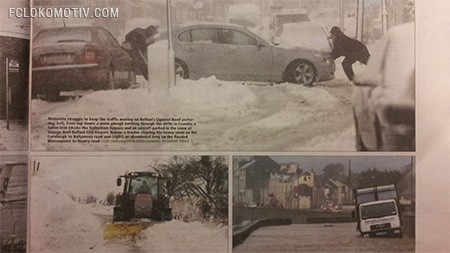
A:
<box><xmin>330</xmin><ymin>29</ymin><xmax>370</xmax><ymax>63</ymax></box>
<box><xmin>124</xmin><ymin>27</ymin><xmax>156</xmax><ymax>50</ymax></box>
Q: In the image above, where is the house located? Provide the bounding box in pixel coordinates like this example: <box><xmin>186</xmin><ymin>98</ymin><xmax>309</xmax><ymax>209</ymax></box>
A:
<box><xmin>233</xmin><ymin>156</ymin><xmax>279</xmax><ymax>207</ymax></box>
<box><xmin>313</xmin><ymin>174</ymin><xmax>353</xmax><ymax>210</ymax></box>
<box><xmin>268</xmin><ymin>167</ymin><xmax>314</xmax><ymax>210</ymax></box>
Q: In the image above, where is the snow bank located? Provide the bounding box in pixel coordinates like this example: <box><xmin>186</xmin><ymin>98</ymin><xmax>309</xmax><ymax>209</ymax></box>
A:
<box><xmin>30</xmin><ymin>156</ymin><xmax>229</xmax><ymax>252</ymax></box>
<box><xmin>32</xmin><ymin>75</ymin><xmax>354</xmax><ymax>151</ymax></box>
<box><xmin>30</xmin><ymin>173</ymin><xmax>106</xmax><ymax>252</ymax></box>
<box><xmin>0</xmin><ymin>120</ymin><xmax>27</xmax><ymax>150</ymax></box>
<box><xmin>138</xmin><ymin>220</ymin><xmax>228</xmax><ymax>253</ymax></box>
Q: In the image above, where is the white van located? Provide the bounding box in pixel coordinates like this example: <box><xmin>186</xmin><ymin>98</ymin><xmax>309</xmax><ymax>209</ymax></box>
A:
<box><xmin>358</xmin><ymin>199</ymin><xmax>402</xmax><ymax>237</ymax></box>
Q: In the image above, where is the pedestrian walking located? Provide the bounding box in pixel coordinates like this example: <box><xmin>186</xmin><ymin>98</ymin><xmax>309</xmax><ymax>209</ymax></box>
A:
<box><xmin>329</xmin><ymin>26</ymin><xmax>370</xmax><ymax>81</ymax></box>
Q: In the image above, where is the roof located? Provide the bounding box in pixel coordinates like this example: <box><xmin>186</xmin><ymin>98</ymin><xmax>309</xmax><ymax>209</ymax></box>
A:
<box><xmin>271</xmin><ymin>173</ymin><xmax>298</xmax><ymax>183</ymax></box>
<box><xmin>175</xmin><ymin>21</ymin><xmax>247</xmax><ymax>30</ymax></box>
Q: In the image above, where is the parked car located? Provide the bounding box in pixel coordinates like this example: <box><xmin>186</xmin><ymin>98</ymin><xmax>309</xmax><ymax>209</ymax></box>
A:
<box><xmin>161</xmin><ymin>23</ymin><xmax>335</xmax><ymax>86</ymax></box>
<box><xmin>352</xmin><ymin>22</ymin><xmax>415</xmax><ymax>151</ymax></box>
<box><xmin>274</xmin><ymin>22</ymin><xmax>333</xmax><ymax>52</ymax></box>
<box><xmin>32</xmin><ymin>25</ymin><xmax>136</xmax><ymax>99</ymax></box>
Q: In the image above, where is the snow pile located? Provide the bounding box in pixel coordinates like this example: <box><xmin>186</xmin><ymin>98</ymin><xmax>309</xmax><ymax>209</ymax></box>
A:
<box><xmin>138</xmin><ymin>220</ymin><xmax>228</xmax><ymax>253</ymax></box>
<box><xmin>0</xmin><ymin>120</ymin><xmax>27</xmax><ymax>151</ymax></box>
<box><xmin>32</xmin><ymin>75</ymin><xmax>355</xmax><ymax>151</ymax></box>
<box><xmin>30</xmin><ymin>157</ymin><xmax>229</xmax><ymax>252</ymax></box>
<box><xmin>30</xmin><ymin>172</ymin><xmax>106</xmax><ymax>252</ymax></box>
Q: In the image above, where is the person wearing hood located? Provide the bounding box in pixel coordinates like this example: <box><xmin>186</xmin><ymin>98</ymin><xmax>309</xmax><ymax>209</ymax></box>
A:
<box><xmin>329</xmin><ymin>26</ymin><xmax>370</xmax><ymax>81</ymax></box>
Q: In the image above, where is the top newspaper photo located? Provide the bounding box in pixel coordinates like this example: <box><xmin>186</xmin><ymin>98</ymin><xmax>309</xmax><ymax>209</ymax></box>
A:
<box><xmin>28</xmin><ymin>0</ymin><xmax>415</xmax><ymax>152</ymax></box>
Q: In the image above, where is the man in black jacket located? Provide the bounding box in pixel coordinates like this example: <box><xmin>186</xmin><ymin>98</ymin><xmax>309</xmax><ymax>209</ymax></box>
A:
<box><xmin>330</xmin><ymin>26</ymin><xmax>370</xmax><ymax>81</ymax></box>
<box><xmin>122</xmin><ymin>25</ymin><xmax>158</xmax><ymax>80</ymax></box>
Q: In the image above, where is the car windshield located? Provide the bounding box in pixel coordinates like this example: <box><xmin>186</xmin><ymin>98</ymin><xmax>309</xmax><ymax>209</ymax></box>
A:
<box><xmin>128</xmin><ymin>176</ymin><xmax>159</xmax><ymax>199</ymax></box>
<box><xmin>360</xmin><ymin>201</ymin><xmax>397</xmax><ymax>220</ymax></box>
<box><xmin>34</xmin><ymin>27</ymin><xmax>92</xmax><ymax>46</ymax></box>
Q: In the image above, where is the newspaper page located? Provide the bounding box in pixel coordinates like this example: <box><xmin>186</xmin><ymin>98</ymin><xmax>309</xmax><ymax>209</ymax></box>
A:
<box><xmin>1</xmin><ymin>0</ymin><xmax>450</xmax><ymax>252</ymax></box>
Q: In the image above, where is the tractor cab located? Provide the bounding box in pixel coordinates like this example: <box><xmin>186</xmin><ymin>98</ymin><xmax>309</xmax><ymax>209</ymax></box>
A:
<box><xmin>113</xmin><ymin>172</ymin><xmax>172</xmax><ymax>222</ymax></box>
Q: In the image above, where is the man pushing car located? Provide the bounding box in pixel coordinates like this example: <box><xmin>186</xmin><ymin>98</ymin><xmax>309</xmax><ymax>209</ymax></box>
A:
<box><xmin>329</xmin><ymin>26</ymin><xmax>370</xmax><ymax>81</ymax></box>
<box><xmin>122</xmin><ymin>25</ymin><xmax>158</xmax><ymax>81</ymax></box>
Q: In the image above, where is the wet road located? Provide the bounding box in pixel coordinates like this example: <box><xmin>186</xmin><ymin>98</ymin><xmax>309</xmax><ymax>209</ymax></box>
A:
<box><xmin>234</xmin><ymin>223</ymin><xmax>415</xmax><ymax>253</ymax></box>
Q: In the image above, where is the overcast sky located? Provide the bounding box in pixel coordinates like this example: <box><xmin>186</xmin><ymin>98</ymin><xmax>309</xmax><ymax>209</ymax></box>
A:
<box><xmin>270</xmin><ymin>155</ymin><xmax>414</xmax><ymax>173</ymax></box>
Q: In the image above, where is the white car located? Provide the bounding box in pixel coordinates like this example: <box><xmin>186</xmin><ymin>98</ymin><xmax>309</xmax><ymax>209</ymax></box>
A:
<box><xmin>161</xmin><ymin>23</ymin><xmax>335</xmax><ymax>86</ymax></box>
<box><xmin>352</xmin><ymin>22</ymin><xmax>415</xmax><ymax>151</ymax></box>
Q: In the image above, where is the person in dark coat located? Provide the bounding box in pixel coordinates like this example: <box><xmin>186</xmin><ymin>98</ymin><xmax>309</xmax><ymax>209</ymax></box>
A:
<box><xmin>330</xmin><ymin>26</ymin><xmax>370</xmax><ymax>81</ymax></box>
<box><xmin>122</xmin><ymin>25</ymin><xmax>158</xmax><ymax>80</ymax></box>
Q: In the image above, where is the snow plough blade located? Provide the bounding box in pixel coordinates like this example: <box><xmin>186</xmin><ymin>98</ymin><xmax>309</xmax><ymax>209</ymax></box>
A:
<box><xmin>103</xmin><ymin>221</ymin><xmax>153</xmax><ymax>240</ymax></box>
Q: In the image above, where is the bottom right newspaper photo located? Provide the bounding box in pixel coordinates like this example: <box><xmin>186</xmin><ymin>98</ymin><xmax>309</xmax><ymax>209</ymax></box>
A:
<box><xmin>232</xmin><ymin>155</ymin><xmax>415</xmax><ymax>252</ymax></box>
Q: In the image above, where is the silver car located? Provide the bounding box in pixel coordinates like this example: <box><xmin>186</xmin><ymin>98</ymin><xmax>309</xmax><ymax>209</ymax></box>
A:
<box><xmin>163</xmin><ymin>23</ymin><xmax>335</xmax><ymax>86</ymax></box>
<box><xmin>352</xmin><ymin>22</ymin><xmax>415</xmax><ymax>151</ymax></box>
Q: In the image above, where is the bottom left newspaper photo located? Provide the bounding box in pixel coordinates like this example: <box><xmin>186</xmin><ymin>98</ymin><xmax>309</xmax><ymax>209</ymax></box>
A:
<box><xmin>0</xmin><ymin>155</ymin><xmax>28</xmax><ymax>253</ymax></box>
<box><xmin>29</xmin><ymin>155</ymin><xmax>229</xmax><ymax>253</ymax></box>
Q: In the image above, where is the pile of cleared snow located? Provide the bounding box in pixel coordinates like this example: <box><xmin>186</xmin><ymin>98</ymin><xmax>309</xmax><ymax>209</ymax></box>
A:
<box><xmin>31</xmin><ymin>75</ymin><xmax>353</xmax><ymax>151</ymax></box>
<box><xmin>30</xmin><ymin>173</ymin><xmax>106</xmax><ymax>252</ymax></box>
<box><xmin>0</xmin><ymin>120</ymin><xmax>27</xmax><ymax>150</ymax></box>
<box><xmin>138</xmin><ymin>220</ymin><xmax>228</xmax><ymax>253</ymax></box>
<box><xmin>36</xmin><ymin>77</ymin><xmax>256</xmax><ymax>120</ymax></box>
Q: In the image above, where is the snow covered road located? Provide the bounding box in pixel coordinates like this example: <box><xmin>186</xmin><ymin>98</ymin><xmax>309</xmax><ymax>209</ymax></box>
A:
<box><xmin>31</xmin><ymin>75</ymin><xmax>356</xmax><ymax>151</ymax></box>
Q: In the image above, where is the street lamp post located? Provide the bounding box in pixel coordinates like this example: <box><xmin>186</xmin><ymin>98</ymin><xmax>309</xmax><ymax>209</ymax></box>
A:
<box><xmin>356</xmin><ymin>0</ymin><xmax>365</xmax><ymax>42</ymax></box>
<box><xmin>381</xmin><ymin>0</ymin><xmax>388</xmax><ymax>34</ymax></box>
<box><xmin>167</xmin><ymin>0</ymin><xmax>175</xmax><ymax>88</ymax></box>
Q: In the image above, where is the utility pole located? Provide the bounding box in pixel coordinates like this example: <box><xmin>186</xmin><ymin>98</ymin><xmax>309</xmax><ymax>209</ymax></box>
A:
<box><xmin>167</xmin><ymin>0</ymin><xmax>175</xmax><ymax>88</ymax></box>
<box><xmin>339</xmin><ymin>0</ymin><xmax>344</xmax><ymax>29</ymax></box>
<box><xmin>356</xmin><ymin>0</ymin><xmax>364</xmax><ymax>42</ymax></box>
<box><xmin>381</xmin><ymin>0</ymin><xmax>388</xmax><ymax>34</ymax></box>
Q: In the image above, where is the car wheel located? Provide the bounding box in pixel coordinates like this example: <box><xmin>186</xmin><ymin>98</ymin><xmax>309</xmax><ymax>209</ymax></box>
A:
<box><xmin>175</xmin><ymin>59</ymin><xmax>189</xmax><ymax>79</ymax></box>
<box><xmin>286</xmin><ymin>60</ymin><xmax>316</xmax><ymax>86</ymax></box>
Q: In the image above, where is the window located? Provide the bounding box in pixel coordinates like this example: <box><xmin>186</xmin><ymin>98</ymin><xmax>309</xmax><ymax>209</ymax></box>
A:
<box><xmin>190</xmin><ymin>28</ymin><xmax>219</xmax><ymax>44</ymax></box>
<box><xmin>178</xmin><ymin>31</ymin><xmax>191</xmax><ymax>42</ymax></box>
<box><xmin>221</xmin><ymin>29</ymin><xmax>257</xmax><ymax>46</ymax></box>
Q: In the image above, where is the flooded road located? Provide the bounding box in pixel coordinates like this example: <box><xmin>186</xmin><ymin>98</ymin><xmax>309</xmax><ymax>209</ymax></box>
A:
<box><xmin>234</xmin><ymin>223</ymin><xmax>415</xmax><ymax>252</ymax></box>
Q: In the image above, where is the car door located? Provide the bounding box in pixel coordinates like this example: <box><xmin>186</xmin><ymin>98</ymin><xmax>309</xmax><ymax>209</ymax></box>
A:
<box><xmin>97</xmin><ymin>28</ymin><xmax>130</xmax><ymax>81</ymax></box>
<box><xmin>177</xmin><ymin>27</ymin><xmax>225</xmax><ymax>79</ymax></box>
<box><xmin>219</xmin><ymin>28</ymin><xmax>272</xmax><ymax>82</ymax></box>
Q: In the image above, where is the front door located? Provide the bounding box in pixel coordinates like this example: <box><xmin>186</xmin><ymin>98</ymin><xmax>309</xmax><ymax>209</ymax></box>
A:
<box><xmin>219</xmin><ymin>28</ymin><xmax>272</xmax><ymax>82</ymax></box>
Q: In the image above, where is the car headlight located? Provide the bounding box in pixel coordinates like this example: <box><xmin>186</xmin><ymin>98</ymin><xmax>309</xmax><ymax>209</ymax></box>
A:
<box><xmin>314</xmin><ymin>53</ymin><xmax>333</xmax><ymax>64</ymax></box>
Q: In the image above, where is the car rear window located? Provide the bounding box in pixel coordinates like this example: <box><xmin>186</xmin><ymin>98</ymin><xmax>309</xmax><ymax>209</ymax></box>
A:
<box><xmin>33</xmin><ymin>27</ymin><xmax>92</xmax><ymax>46</ymax></box>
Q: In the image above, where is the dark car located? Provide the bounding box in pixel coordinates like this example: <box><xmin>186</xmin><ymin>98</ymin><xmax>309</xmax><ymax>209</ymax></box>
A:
<box><xmin>352</xmin><ymin>22</ymin><xmax>415</xmax><ymax>151</ymax></box>
<box><xmin>32</xmin><ymin>25</ymin><xmax>136</xmax><ymax>99</ymax></box>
